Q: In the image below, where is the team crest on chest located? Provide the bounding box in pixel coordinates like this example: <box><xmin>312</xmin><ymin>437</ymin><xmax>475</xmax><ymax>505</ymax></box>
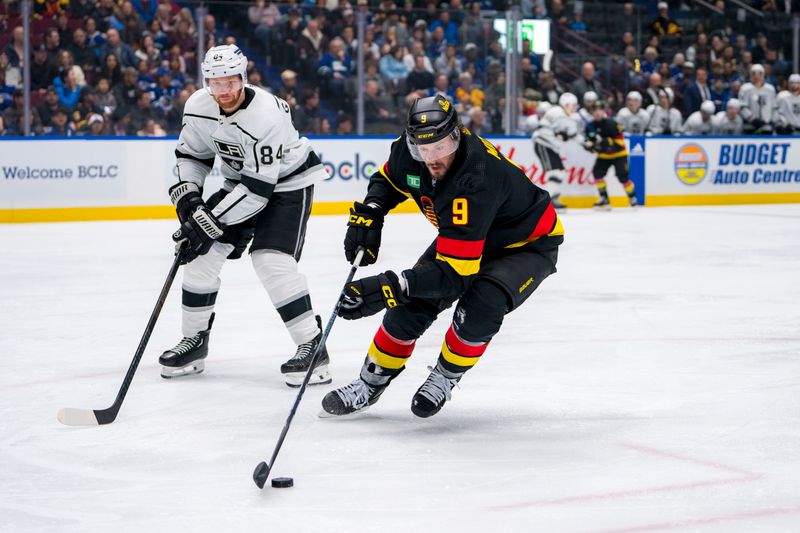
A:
<box><xmin>213</xmin><ymin>139</ymin><xmax>246</xmax><ymax>171</ymax></box>
<box><xmin>419</xmin><ymin>196</ymin><xmax>439</xmax><ymax>228</ymax></box>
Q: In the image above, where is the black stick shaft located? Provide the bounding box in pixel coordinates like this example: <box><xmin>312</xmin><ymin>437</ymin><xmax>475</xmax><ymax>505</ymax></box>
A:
<box><xmin>263</xmin><ymin>250</ymin><xmax>364</xmax><ymax>477</ymax></box>
<box><xmin>94</xmin><ymin>250</ymin><xmax>183</xmax><ymax>424</ymax></box>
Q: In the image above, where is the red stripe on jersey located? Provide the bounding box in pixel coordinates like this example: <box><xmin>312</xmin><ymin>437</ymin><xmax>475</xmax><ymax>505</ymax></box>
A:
<box><xmin>436</xmin><ymin>236</ymin><xmax>485</xmax><ymax>259</ymax></box>
<box><xmin>373</xmin><ymin>325</ymin><xmax>416</xmax><ymax>357</ymax></box>
<box><xmin>445</xmin><ymin>324</ymin><xmax>488</xmax><ymax>357</ymax></box>
<box><xmin>529</xmin><ymin>202</ymin><xmax>556</xmax><ymax>239</ymax></box>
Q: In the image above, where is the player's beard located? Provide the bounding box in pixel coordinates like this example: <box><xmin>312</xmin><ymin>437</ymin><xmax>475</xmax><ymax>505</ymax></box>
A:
<box><xmin>213</xmin><ymin>88</ymin><xmax>244</xmax><ymax>111</ymax></box>
<box><xmin>426</xmin><ymin>161</ymin><xmax>448</xmax><ymax>179</ymax></box>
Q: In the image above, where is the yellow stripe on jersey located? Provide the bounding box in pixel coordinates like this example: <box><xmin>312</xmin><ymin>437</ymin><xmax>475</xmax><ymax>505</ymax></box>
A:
<box><xmin>504</xmin><ymin>215</ymin><xmax>564</xmax><ymax>248</ymax></box>
<box><xmin>435</xmin><ymin>253</ymin><xmax>482</xmax><ymax>276</ymax></box>
<box><xmin>368</xmin><ymin>342</ymin><xmax>409</xmax><ymax>369</ymax></box>
<box><xmin>441</xmin><ymin>342</ymin><xmax>481</xmax><ymax>368</ymax></box>
<box><xmin>378</xmin><ymin>164</ymin><xmax>412</xmax><ymax>198</ymax></box>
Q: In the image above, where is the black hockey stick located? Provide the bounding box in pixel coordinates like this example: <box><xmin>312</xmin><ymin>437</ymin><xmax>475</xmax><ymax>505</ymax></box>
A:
<box><xmin>57</xmin><ymin>246</ymin><xmax>184</xmax><ymax>426</ymax></box>
<box><xmin>253</xmin><ymin>248</ymin><xmax>365</xmax><ymax>489</ymax></box>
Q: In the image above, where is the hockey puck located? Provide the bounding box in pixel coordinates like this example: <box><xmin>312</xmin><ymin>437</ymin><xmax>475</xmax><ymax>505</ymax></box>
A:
<box><xmin>271</xmin><ymin>477</ymin><xmax>294</xmax><ymax>488</ymax></box>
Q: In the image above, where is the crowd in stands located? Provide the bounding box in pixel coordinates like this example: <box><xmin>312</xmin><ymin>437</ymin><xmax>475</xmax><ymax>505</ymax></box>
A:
<box><xmin>0</xmin><ymin>0</ymin><xmax>796</xmax><ymax>137</ymax></box>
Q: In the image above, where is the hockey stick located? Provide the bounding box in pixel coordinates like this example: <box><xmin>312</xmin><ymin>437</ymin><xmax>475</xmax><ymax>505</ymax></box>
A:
<box><xmin>57</xmin><ymin>246</ymin><xmax>184</xmax><ymax>426</ymax></box>
<box><xmin>253</xmin><ymin>248</ymin><xmax>365</xmax><ymax>489</ymax></box>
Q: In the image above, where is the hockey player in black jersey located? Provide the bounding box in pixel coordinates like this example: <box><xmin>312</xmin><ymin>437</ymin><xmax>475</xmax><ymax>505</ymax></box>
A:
<box><xmin>321</xmin><ymin>95</ymin><xmax>564</xmax><ymax>418</ymax></box>
<box><xmin>583</xmin><ymin>101</ymin><xmax>638</xmax><ymax>210</ymax></box>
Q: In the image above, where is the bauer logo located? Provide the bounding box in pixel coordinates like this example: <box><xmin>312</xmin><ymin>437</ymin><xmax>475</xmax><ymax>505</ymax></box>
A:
<box><xmin>674</xmin><ymin>143</ymin><xmax>708</xmax><ymax>186</ymax></box>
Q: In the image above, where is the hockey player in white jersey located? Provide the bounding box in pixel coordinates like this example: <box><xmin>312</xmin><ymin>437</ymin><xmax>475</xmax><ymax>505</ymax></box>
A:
<box><xmin>532</xmin><ymin>92</ymin><xmax>580</xmax><ymax>209</ymax></box>
<box><xmin>645</xmin><ymin>88</ymin><xmax>683</xmax><ymax>135</ymax></box>
<box><xmin>615</xmin><ymin>91</ymin><xmax>649</xmax><ymax>135</ymax></box>
<box><xmin>577</xmin><ymin>91</ymin><xmax>598</xmax><ymax>133</ymax></box>
<box><xmin>161</xmin><ymin>45</ymin><xmax>331</xmax><ymax>387</ymax></box>
<box><xmin>682</xmin><ymin>100</ymin><xmax>716</xmax><ymax>135</ymax></box>
<box><xmin>739</xmin><ymin>64</ymin><xmax>777</xmax><ymax>134</ymax></box>
<box><xmin>775</xmin><ymin>73</ymin><xmax>800</xmax><ymax>134</ymax></box>
<box><xmin>711</xmin><ymin>98</ymin><xmax>744</xmax><ymax>135</ymax></box>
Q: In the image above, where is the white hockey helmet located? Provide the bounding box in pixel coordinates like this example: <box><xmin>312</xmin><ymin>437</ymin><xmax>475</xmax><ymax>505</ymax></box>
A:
<box><xmin>789</xmin><ymin>73</ymin><xmax>800</xmax><ymax>88</ymax></box>
<box><xmin>558</xmin><ymin>92</ymin><xmax>578</xmax><ymax>108</ymax></box>
<box><xmin>582</xmin><ymin>91</ymin><xmax>598</xmax><ymax>106</ymax></box>
<box><xmin>750</xmin><ymin>63</ymin><xmax>765</xmax><ymax>75</ymax></box>
<box><xmin>626</xmin><ymin>90</ymin><xmax>643</xmax><ymax>102</ymax></box>
<box><xmin>201</xmin><ymin>45</ymin><xmax>248</xmax><ymax>85</ymax></box>
<box><xmin>726</xmin><ymin>98</ymin><xmax>741</xmax><ymax>110</ymax></box>
<box><xmin>700</xmin><ymin>100</ymin><xmax>716</xmax><ymax>114</ymax></box>
<box><xmin>536</xmin><ymin>101</ymin><xmax>552</xmax><ymax>117</ymax></box>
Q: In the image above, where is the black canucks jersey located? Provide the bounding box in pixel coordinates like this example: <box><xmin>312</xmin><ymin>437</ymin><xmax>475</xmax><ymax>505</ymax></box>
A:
<box><xmin>586</xmin><ymin>118</ymin><xmax>628</xmax><ymax>160</ymax></box>
<box><xmin>363</xmin><ymin>128</ymin><xmax>564</xmax><ymax>301</ymax></box>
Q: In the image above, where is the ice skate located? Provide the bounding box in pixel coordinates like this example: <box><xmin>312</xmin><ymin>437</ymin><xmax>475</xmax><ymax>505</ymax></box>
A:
<box><xmin>411</xmin><ymin>366</ymin><xmax>462</xmax><ymax>418</ymax></box>
<box><xmin>628</xmin><ymin>194</ymin><xmax>639</xmax><ymax>208</ymax></box>
<box><xmin>593</xmin><ymin>194</ymin><xmax>611</xmax><ymax>211</ymax></box>
<box><xmin>280</xmin><ymin>315</ymin><xmax>331</xmax><ymax>387</ymax></box>
<box><xmin>160</xmin><ymin>314</ymin><xmax>214</xmax><ymax>378</ymax></box>
<box><xmin>320</xmin><ymin>359</ymin><xmax>402</xmax><ymax>417</ymax></box>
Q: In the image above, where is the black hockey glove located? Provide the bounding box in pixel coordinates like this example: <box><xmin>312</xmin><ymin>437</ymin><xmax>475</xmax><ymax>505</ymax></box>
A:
<box><xmin>173</xmin><ymin>205</ymin><xmax>225</xmax><ymax>264</ymax></box>
<box><xmin>338</xmin><ymin>271</ymin><xmax>409</xmax><ymax>320</ymax></box>
<box><xmin>344</xmin><ymin>202</ymin><xmax>384</xmax><ymax>266</ymax></box>
<box><xmin>169</xmin><ymin>182</ymin><xmax>204</xmax><ymax>224</ymax></box>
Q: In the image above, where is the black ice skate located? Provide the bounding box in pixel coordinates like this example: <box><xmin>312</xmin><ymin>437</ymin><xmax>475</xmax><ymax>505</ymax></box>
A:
<box><xmin>320</xmin><ymin>359</ymin><xmax>402</xmax><ymax>417</ymax></box>
<box><xmin>593</xmin><ymin>193</ymin><xmax>611</xmax><ymax>211</ymax></box>
<box><xmin>160</xmin><ymin>314</ymin><xmax>214</xmax><ymax>379</ymax></box>
<box><xmin>411</xmin><ymin>366</ymin><xmax>462</xmax><ymax>418</ymax></box>
<box><xmin>628</xmin><ymin>193</ymin><xmax>639</xmax><ymax>208</ymax></box>
<box><xmin>280</xmin><ymin>315</ymin><xmax>331</xmax><ymax>387</ymax></box>
<box><xmin>551</xmin><ymin>194</ymin><xmax>567</xmax><ymax>211</ymax></box>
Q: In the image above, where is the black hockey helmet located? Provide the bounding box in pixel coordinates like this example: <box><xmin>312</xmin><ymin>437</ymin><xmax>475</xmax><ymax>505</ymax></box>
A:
<box><xmin>405</xmin><ymin>95</ymin><xmax>460</xmax><ymax>162</ymax></box>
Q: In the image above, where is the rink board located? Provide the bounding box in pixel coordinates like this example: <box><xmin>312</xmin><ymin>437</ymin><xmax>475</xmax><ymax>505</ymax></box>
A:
<box><xmin>0</xmin><ymin>135</ymin><xmax>798</xmax><ymax>222</ymax></box>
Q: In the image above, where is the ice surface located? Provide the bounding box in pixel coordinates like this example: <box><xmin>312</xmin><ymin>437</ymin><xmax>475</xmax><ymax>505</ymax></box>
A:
<box><xmin>2</xmin><ymin>205</ymin><xmax>800</xmax><ymax>533</ymax></box>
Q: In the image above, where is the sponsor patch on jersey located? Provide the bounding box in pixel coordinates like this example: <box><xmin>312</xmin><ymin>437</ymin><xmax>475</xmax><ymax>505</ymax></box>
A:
<box><xmin>406</xmin><ymin>174</ymin><xmax>420</xmax><ymax>188</ymax></box>
<box><xmin>213</xmin><ymin>139</ymin><xmax>246</xmax><ymax>172</ymax></box>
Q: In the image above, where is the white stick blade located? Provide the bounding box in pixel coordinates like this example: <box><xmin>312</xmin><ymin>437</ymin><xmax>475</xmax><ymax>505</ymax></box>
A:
<box><xmin>57</xmin><ymin>408</ymin><xmax>99</xmax><ymax>426</ymax></box>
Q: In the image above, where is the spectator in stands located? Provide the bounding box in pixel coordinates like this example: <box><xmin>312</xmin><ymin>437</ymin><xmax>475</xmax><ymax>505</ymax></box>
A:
<box><xmin>151</xmin><ymin>66</ymin><xmax>179</xmax><ymax>113</ymax></box>
<box><xmin>137</xmin><ymin>117</ymin><xmax>166</xmax><ymax>136</ymax></box>
<box><xmin>318</xmin><ymin>37</ymin><xmax>352</xmax><ymax>108</ymax></box>
<box><xmin>0</xmin><ymin>114</ymin><xmax>6</xmax><ymax>136</ymax></box>
<box><xmin>92</xmin><ymin>0</ymin><xmax>116</xmax><ymax>32</ymax></box>
<box><xmin>278</xmin><ymin>70</ymin><xmax>299</xmax><ymax>110</ymax></box>
<box><xmin>459</xmin><ymin>2</ymin><xmax>483</xmax><ymax>46</ymax></box>
<box><xmin>364</xmin><ymin>79</ymin><xmax>396</xmax><ymax>133</ymax></box>
<box><xmin>94</xmin><ymin>78</ymin><xmax>118</xmax><ymax>114</ymax></box>
<box><xmin>651</xmin><ymin>1</ymin><xmax>682</xmax><ymax>36</ymax></box>
<box><xmin>37</xmin><ymin>87</ymin><xmax>62</xmax><ymax>127</ymax></box>
<box><xmin>135</xmin><ymin>35</ymin><xmax>162</xmax><ymax>71</ymax></box>
<box><xmin>203</xmin><ymin>14</ymin><xmax>221</xmax><ymax>49</ymax></box>
<box><xmin>709</xmin><ymin>76</ymin><xmax>729</xmax><ymax>112</ymax></box>
<box><xmin>379</xmin><ymin>45</ymin><xmax>409</xmax><ymax>85</ymax></box>
<box><xmin>461</xmin><ymin>43</ymin><xmax>485</xmax><ymax>82</ymax></box>
<box><xmin>620</xmin><ymin>31</ymin><xmax>635</xmax><ymax>55</ymax></box>
<box><xmin>434</xmin><ymin>43</ymin><xmax>461</xmax><ymax>82</ymax></box>
<box><xmin>116</xmin><ymin>1</ymin><xmax>145</xmax><ymax>44</ymax></box>
<box><xmin>751</xmin><ymin>32</ymin><xmax>769</xmax><ymax>65</ymax></box>
<box><xmin>103</xmin><ymin>28</ymin><xmax>138</xmax><ymax>68</ymax></box>
<box><xmin>0</xmin><ymin>52</ymin><xmax>21</xmax><ymax>88</ymax></box>
<box><xmin>568</xmin><ymin>12</ymin><xmax>587</xmax><ymax>34</ymax></box>
<box><xmin>153</xmin><ymin>3</ymin><xmax>175</xmax><ymax>33</ymax></box>
<box><xmin>640</xmin><ymin>47</ymin><xmax>660</xmax><ymax>76</ymax></box>
<box><xmin>642</xmin><ymin>72</ymin><xmax>664</xmax><ymax>109</ymax></box>
<box><xmin>98</xmin><ymin>53</ymin><xmax>123</xmax><ymax>88</ymax></box>
<box><xmin>70</xmin><ymin>28</ymin><xmax>100</xmax><ymax>78</ymax></box>
<box><xmin>686</xmin><ymin>33</ymin><xmax>711</xmax><ymax>69</ymax></box>
<box><xmin>35</xmin><ymin>0</ymin><xmax>68</xmax><ymax>22</ymax></box>
<box><xmin>569</xmin><ymin>62</ymin><xmax>602</xmax><ymax>103</ymax></box>
<box><xmin>406</xmin><ymin>53</ymin><xmax>435</xmax><ymax>94</ymax></box>
<box><xmin>765</xmin><ymin>48</ymin><xmax>789</xmax><ymax>83</ymax></box>
<box><xmin>455</xmin><ymin>71</ymin><xmax>484</xmax><ymax>112</ymax></box>
<box><xmin>128</xmin><ymin>89</ymin><xmax>161</xmax><ymax>134</ymax></box>
<box><xmin>429</xmin><ymin>10</ymin><xmax>458</xmax><ymax>45</ymax></box>
<box><xmin>404</xmin><ymin>40</ymin><xmax>433</xmax><ymax>74</ymax></box>
<box><xmin>113</xmin><ymin>66</ymin><xmax>139</xmax><ymax>111</ymax></box>
<box><xmin>619</xmin><ymin>2</ymin><xmax>637</xmax><ymax>35</ymax></box>
<box><xmin>43</xmin><ymin>28</ymin><xmax>62</xmax><ymax>65</ymax></box>
<box><xmin>4</xmin><ymin>27</ymin><xmax>25</xmax><ymax>68</ymax></box>
<box><xmin>670</xmin><ymin>52</ymin><xmax>686</xmax><ymax>83</ymax></box>
<box><xmin>249</xmin><ymin>0</ymin><xmax>281</xmax><ymax>54</ymax></box>
<box><xmin>3</xmin><ymin>89</ymin><xmax>41</xmax><ymax>134</ymax></box>
<box><xmin>72</xmin><ymin>88</ymin><xmax>104</xmax><ymax>130</ymax></box>
<box><xmin>538</xmin><ymin>71</ymin><xmax>563</xmax><ymax>105</ymax></box>
<box><xmin>164</xmin><ymin>88</ymin><xmax>190</xmax><ymax>133</ymax></box>
<box><xmin>54</xmin><ymin>69</ymin><xmax>82</xmax><ymax>111</ymax></box>
<box><xmin>293</xmin><ymin>88</ymin><xmax>324</xmax><ymax>135</ymax></box>
<box><xmin>44</xmin><ymin>107</ymin><xmax>76</xmax><ymax>137</ymax></box>
<box><xmin>733</xmin><ymin>34</ymin><xmax>748</xmax><ymax>61</ymax></box>
<box><xmin>466</xmin><ymin>106</ymin><xmax>489</xmax><ymax>135</ymax></box>
<box><xmin>429</xmin><ymin>72</ymin><xmax>455</xmax><ymax>103</ymax></box>
<box><xmin>683</xmin><ymin>66</ymin><xmax>711</xmax><ymax>117</ymax></box>
<box><xmin>427</xmin><ymin>26</ymin><xmax>447</xmax><ymax>60</ymax></box>
<box><xmin>298</xmin><ymin>19</ymin><xmax>329</xmax><ymax>77</ymax></box>
<box><xmin>85</xmin><ymin>18</ymin><xmax>106</xmax><ymax>48</ymax></box>
<box><xmin>274</xmin><ymin>7</ymin><xmax>303</xmax><ymax>68</ymax></box>
<box><xmin>132</xmin><ymin>0</ymin><xmax>157</xmax><ymax>24</ymax></box>
<box><xmin>335</xmin><ymin>113</ymin><xmax>354</xmax><ymax>135</ymax></box>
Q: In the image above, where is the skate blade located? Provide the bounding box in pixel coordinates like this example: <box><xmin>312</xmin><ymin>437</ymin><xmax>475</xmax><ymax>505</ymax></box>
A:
<box><xmin>593</xmin><ymin>205</ymin><xmax>612</xmax><ymax>211</ymax></box>
<box><xmin>283</xmin><ymin>365</ymin><xmax>332</xmax><ymax>388</ymax></box>
<box><xmin>161</xmin><ymin>360</ymin><xmax>205</xmax><ymax>379</ymax></box>
<box><xmin>317</xmin><ymin>405</ymin><xmax>371</xmax><ymax>419</ymax></box>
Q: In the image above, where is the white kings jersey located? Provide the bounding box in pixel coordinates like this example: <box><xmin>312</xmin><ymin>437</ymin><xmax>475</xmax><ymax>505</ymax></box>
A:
<box><xmin>738</xmin><ymin>82</ymin><xmax>776</xmax><ymax>124</ymax></box>
<box><xmin>711</xmin><ymin>111</ymin><xmax>744</xmax><ymax>135</ymax></box>
<box><xmin>681</xmin><ymin>111</ymin><xmax>713</xmax><ymax>135</ymax></box>
<box><xmin>645</xmin><ymin>105</ymin><xmax>683</xmax><ymax>135</ymax></box>
<box><xmin>776</xmin><ymin>91</ymin><xmax>800</xmax><ymax>130</ymax></box>
<box><xmin>533</xmin><ymin>106</ymin><xmax>580</xmax><ymax>151</ymax></box>
<box><xmin>174</xmin><ymin>85</ymin><xmax>326</xmax><ymax>225</ymax></box>
<box><xmin>615</xmin><ymin>107</ymin><xmax>649</xmax><ymax>135</ymax></box>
